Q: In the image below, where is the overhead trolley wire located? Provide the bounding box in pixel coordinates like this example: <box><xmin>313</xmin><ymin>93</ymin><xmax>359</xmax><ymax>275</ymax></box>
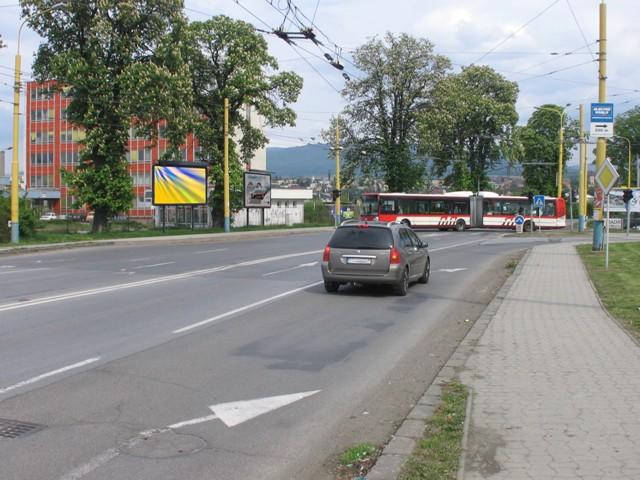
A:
<box><xmin>474</xmin><ymin>0</ymin><xmax>562</xmax><ymax>64</ymax></box>
<box><xmin>565</xmin><ymin>0</ymin><xmax>597</xmax><ymax>62</ymax></box>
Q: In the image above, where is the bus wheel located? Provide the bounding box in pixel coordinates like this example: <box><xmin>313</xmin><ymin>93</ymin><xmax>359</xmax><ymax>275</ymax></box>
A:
<box><xmin>401</xmin><ymin>219</ymin><xmax>411</xmax><ymax>228</ymax></box>
<box><xmin>524</xmin><ymin>220</ymin><xmax>535</xmax><ymax>232</ymax></box>
<box><xmin>455</xmin><ymin>219</ymin><xmax>466</xmax><ymax>232</ymax></box>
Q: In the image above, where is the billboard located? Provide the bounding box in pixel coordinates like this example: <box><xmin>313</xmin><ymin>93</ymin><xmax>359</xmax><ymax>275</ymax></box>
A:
<box><xmin>152</xmin><ymin>164</ymin><xmax>208</xmax><ymax>206</ymax></box>
<box><xmin>244</xmin><ymin>171</ymin><xmax>271</xmax><ymax>208</ymax></box>
<box><xmin>607</xmin><ymin>189</ymin><xmax>640</xmax><ymax>213</ymax></box>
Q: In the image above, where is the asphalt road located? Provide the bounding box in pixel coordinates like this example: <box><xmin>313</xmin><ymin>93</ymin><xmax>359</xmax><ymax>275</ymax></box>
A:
<box><xmin>0</xmin><ymin>229</ymin><xmax>552</xmax><ymax>479</ymax></box>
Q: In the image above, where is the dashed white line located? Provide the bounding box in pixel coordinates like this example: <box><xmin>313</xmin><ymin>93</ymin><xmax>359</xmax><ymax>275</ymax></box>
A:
<box><xmin>172</xmin><ymin>281</ymin><xmax>324</xmax><ymax>334</ymax></box>
<box><xmin>134</xmin><ymin>262</ymin><xmax>176</xmax><ymax>269</ymax></box>
<box><xmin>430</xmin><ymin>239</ymin><xmax>485</xmax><ymax>252</ymax></box>
<box><xmin>194</xmin><ymin>248</ymin><xmax>228</xmax><ymax>254</ymax></box>
<box><xmin>0</xmin><ymin>267</ymin><xmax>50</xmax><ymax>276</ymax></box>
<box><xmin>0</xmin><ymin>357</ymin><xmax>101</xmax><ymax>395</ymax></box>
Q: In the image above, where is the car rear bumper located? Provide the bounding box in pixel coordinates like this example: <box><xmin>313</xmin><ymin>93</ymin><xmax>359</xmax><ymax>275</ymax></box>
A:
<box><xmin>321</xmin><ymin>263</ymin><xmax>403</xmax><ymax>285</ymax></box>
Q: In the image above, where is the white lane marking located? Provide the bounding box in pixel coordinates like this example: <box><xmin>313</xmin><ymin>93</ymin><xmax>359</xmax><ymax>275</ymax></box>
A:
<box><xmin>58</xmin><ymin>448</ymin><xmax>120</xmax><ymax>480</ymax></box>
<box><xmin>0</xmin><ymin>265</ymin><xmax>16</xmax><ymax>268</ymax></box>
<box><xmin>0</xmin><ymin>267</ymin><xmax>50</xmax><ymax>276</ymax></box>
<box><xmin>437</xmin><ymin>268</ymin><xmax>468</xmax><ymax>273</ymax></box>
<box><xmin>0</xmin><ymin>357</ymin><xmax>101</xmax><ymax>395</ymax></box>
<box><xmin>194</xmin><ymin>248</ymin><xmax>228</xmax><ymax>254</ymax></box>
<box><xmin>168</xmin><ymin>414</ymin><xmax>218</xmax><ymax>429</ymax></box>
<box><xmin>134</xmin><ymin>262</ymin><xmax>175</xmax><ymax>269</ymax></box>
<box><xmin>173</xmin><ymin>281</ymin><xmax>324</xmax><ymax>334</ymax></box>
<box><xmin>262</xmin><ymin>261</ymin><xmax>318</xmax><ymax>277</ymax></box>
<box><xmin>0</xmin><ymin>250</ymin><xmax>321</xmax><ymax>312</ymax></box>
<box><xmin>430</xmin><ymin>239</ymin><xmax>485</xmax><ymax>252</ymax></box>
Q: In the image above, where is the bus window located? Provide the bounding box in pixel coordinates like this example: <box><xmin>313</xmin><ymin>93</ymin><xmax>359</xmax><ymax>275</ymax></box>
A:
<box><xmin>416</xmin><ymin>200</ymin><xmax>428</xmax><ymax>214</ymax></box>
<box><xmin>500</xmin><ymin>201</ymin><xmax>521</xmax><ymax>215</ymax></box>
<box><xmin>430</xmin><ymin>200</ymin><xmax>447</xmax><ymax>214</ymax></box>
<box><xmin>380</xmin><ymin>199</ymin><xmax>396</xmax><ymax>214</ymax></box>
<box><xmin>483</xmin><ymin>199</ymin><xmax>500</xmax><ymax>215</ymax></box>
<box><xmin>399</xmin><ymin>198</ymin><xmax>416</xmax><ymax>214</ymax></box>
<box><xmin>362</xmin><ymin>196</ymin><xmax>379</xmax><ymax>215</ymax></box>
<box><xmin>543</xmin><ymin>201</ymin><xmax>556</xmax><ymax>216</ymax></box>
<box><xmin>453</xmin><ymin>201</ymin><xmax>469</xmax><ymax>214</ymax></box>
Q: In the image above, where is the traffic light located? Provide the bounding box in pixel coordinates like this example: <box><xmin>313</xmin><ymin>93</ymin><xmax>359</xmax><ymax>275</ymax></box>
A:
<box><xmin>623</xmin><ymin>189</ymin><xmax>633</xmax><ymax>204</ymax></box>
<box><xmin>527</xmin><ymin>191</ymin><xmax>534</xmax><ymax>203</ymax></box>
<box><xmin>332</xmin><ymin>189</ymin><xmax>341</xmax><ymax>201</ymax></box>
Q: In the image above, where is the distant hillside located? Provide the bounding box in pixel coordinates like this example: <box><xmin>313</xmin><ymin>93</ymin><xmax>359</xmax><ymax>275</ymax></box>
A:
<box><xmin>266</xmin><ymin>143</ymin><xmax>529</xmax><ymax>178</ymax></box>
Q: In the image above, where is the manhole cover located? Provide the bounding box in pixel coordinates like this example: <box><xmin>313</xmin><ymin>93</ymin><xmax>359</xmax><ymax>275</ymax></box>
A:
<box><xmin>122</xmin><ymin>430</ymin><xmax>206</xmax><ymax>459</ymax></box>
<box><xmin>0</xmin><ymin>418</ymin><xmax>45</xmax><ymax>439</ymax></box>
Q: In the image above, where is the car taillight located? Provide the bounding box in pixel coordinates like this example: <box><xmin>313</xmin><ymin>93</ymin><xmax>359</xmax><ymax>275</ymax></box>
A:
<box><xmin>323</xmin><ymin>245</ymin><xmax>331</xmax><ymax>262</ymax></box>
<box><xmin>390</xmin><ymin>247</ymin><xmax>401</xmax><ymax>264</ymax></box>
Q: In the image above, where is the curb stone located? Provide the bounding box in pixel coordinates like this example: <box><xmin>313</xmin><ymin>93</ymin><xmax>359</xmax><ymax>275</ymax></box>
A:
<box><xmin>365</xmin><ymin>249</ymin><xmax>531</xmax><ymax>480</ymax></box>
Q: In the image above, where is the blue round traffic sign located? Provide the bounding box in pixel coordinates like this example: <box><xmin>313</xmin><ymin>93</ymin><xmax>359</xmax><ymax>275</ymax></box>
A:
<box><xmin>514</xmin><ymin>215</ymin><xmax>525</xmax><ymax>225</ymax></box>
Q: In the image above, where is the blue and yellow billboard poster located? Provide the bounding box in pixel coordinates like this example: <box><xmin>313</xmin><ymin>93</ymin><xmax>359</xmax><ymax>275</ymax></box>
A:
<box><xmin>152</xmin><ymin>164</ymin><xmax>208</xmax><ymax>206</ymax></box>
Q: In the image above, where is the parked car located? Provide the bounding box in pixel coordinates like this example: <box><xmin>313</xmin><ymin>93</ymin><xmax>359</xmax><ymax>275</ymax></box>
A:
<box><xmin>39</xmin><ymin>212</ymin><xmax>57</xmax><ymax>221</ymax></box>
<box><xmin>321</xmin><ymin>220</ymin><xmax>430</xmax><ymax>296</ymax></box>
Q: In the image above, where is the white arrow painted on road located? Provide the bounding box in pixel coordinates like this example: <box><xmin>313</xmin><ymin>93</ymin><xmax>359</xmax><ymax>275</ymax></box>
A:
<box><xmin>59</xmin><ymin>390</ymin><xmax>321</xmax><ymax>480</ymax></box>
<box><xmin>437</xmin><ymin>268</ymin><xmax>468</xmax><ymax>273</ymax></box>
<box><xmin>168</xmin><ymin>390</ymin><xmax>321</xmax><ymax>429</ymax></box>
<box><xmin>262</xmin><ymin>261</ymin><xmax>319</xmax><ymax>277</ymax></box>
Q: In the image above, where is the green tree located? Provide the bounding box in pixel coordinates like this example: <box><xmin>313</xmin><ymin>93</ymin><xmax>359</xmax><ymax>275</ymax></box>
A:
<box><xmin>23</xmin><ymin>0</ymin><xmax>193</xmax><ymax>232</ymax></box>
<box><xmin>330</xmin><ymin>33</ymin><xmax>450</xmax><ymax>192</ymax></box>
<box><xmin>518</xmin><ymin>105</ymin><xmax>578</xmax><ymax>196</ymax></box>
<box><xmin>183</xmin><ymin>16</ymin><xmax>302</xmax><ymax>227</ymax></box>
<box><xmin>420</xmin><ymin>65</ymin><xmax>519</xmax><ymax>191</ymax></box>
<box><xmin>608</xmin><ymin>106</ymin><xmax>640</xmax><ymax>187</ymax></box>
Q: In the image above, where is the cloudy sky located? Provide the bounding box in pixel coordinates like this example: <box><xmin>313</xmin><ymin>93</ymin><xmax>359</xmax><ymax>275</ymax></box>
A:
<box><xmin>1</xmin><ymin>0</ymin><xmax>637</xmax><ymax>172</ymax></box>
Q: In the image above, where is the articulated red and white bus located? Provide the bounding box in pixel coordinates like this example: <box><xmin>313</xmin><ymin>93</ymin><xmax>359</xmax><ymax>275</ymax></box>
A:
<box><xmin>360</xmin><ymin>191</ymin><xmax>566</xmax><ymax>231</ymax></box>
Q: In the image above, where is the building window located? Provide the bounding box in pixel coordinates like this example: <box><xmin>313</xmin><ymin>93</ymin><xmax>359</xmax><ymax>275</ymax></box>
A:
<box><xmin>158</xmin><ymin>124</ymin><xmax>167</xmax><ymax>139</ymax></box>
<box><xmin>31</xmin><ymin>109</ymin><xmax>54</xmax><ymax>122</ymax></box>
<box><xmin>30</xmin><ymin>175</ymin><xmax>54</xmax><ymax>187</ymax></box>
<box><xmin>30</xmin><ymin>152</ymin><xmax>54</xmax><ymax>165</ymax></box>
<box><xmin>61</xmin><ymin>151</ymin><xmax>80</xmax><ymax>165</ymax></box>
<box><xmin>61</xmin><ymin>108</ymin><xmax>69</xmax><ymax>120</ymax></box>
<box><xmin>129</xmin><ymin>127</ymin><xmax>148</xmax><ymax>141</ymax></box>
<box><xmin>131</xmin><ymin>171</ymin><xmax>151</xmax><ymax>186</ymax></box>
<box><xmin>30</xmin><ymin>131</ymin><xmax>54</xmax><ymax>144</ymax></box>
<box><xmin>30</xmin><ymin>86</ymin><xmax>54</xmax><ymax>101</ymax></box>
<box><xmin>60</xmin><ymin>131</ymin><xmax>73</xmax><ymax>143</ymax></box>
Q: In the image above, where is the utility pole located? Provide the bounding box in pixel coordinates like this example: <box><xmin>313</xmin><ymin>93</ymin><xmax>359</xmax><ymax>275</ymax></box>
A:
<box><xmin>223</xmin><ymin>97</ymin><xmax>230</xmax><ymax>233</ymax></box>
<box><xmin>579</xmin><ymin>104</ymin><xmax>587</xmax><ymax>232</ymax></box>
<box><xmin>334</xmin><ymin>119</ymin><xmax>341</xmax><ymax>226</ymax></box>
<box><xmin>593</xmin><ymin>0</ymin><xmax>607</xmax><ymax>250</ymax></box>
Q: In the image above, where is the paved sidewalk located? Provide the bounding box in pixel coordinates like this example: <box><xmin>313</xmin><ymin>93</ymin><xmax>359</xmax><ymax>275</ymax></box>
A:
<box><xmin>460</xmin><ymin>242</ymin><xmax>640</xmax><ymax>480</ymax></box>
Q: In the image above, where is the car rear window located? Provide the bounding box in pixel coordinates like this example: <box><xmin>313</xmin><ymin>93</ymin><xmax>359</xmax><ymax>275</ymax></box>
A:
<box><xmin>329</xmin><ymin>226</ymin><xmax>393</xmax><ymax>249</ymax></box>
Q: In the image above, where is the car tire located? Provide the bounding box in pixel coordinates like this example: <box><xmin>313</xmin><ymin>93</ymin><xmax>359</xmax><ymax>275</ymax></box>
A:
<box><xmin>394</xmin><ymin>268</ymin><xmax>409</xmax><ymax>296</ymax></box>
<box><xmin>324</xmin><ymin>281</ymin><xmax>340</xmax><ymax>293</ymax></box>
<box><xmin>418</xmin><ymin>258</ymin><xmax>430</xmax><ymax>284</ymax></box>
<box><xmin>455</xmin><ymin>219</ymin><xmax>466</xmax><ymax>232</ymax></box>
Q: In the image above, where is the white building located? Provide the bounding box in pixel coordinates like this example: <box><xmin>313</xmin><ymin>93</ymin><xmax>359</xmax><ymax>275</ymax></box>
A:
<box><xmin>233</xmin><ymin>188</ymin><xmax>313</xmax><ymax>227</ymax></box>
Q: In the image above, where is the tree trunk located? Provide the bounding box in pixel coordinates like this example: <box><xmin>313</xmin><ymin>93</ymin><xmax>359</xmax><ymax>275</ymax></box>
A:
<box><xmin>91</xmin><ymin>208</ymin><xmax>109</xmax><ymax>233</ymax></box>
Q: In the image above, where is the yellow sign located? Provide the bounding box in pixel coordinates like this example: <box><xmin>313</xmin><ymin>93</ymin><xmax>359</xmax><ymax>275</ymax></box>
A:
<box><xmin>595</xmin><ymin>159</ymin><xmax>619</xmax><ymax>195</ymax></box>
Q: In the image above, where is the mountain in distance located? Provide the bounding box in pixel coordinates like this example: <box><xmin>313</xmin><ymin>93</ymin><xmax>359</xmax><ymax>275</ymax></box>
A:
<box><xmin>266</xmin><ymin>143</ymin><xmax>561</xmax><ymax>179</ymax></box>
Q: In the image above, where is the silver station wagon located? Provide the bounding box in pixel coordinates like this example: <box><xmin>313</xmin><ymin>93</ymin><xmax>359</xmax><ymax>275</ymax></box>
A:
<box><xmin>321</xmin><ymin>221</ymin><xmax>430</xmax><ymax>295</ymax></box>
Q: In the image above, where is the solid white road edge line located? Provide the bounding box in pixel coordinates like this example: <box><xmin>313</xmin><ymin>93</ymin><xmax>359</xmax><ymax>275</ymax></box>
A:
<box><xmin>172</xmin><ymin>281</ymin><xmax>325</xmax><ymax>334</ymax></box>
<box><xmin>430</xmin><ymin>239</ymin><xmax>485</xmax><ymax>252</ymax></box>
<box><xmin>0</xmin><ymin>250</ymin><xmax>321</xmax><ymax>312</ymax></box>
<box><xmin>0</xmin><ymin>267</ymin><xmax>50</xmax><ymax>276</ymax></box>
<box><xmin>194</xmin><ymin>248</ymin><xmax>228</xmax><ymax>254</ymax></box>
<box><xmin>134</xmin><ymin>262</ymin><xmax>176</xmax><ymax>269</ymax></box>
<box><xmin>0</xmin><ymin>357</ymin><xmax>101</xmax><ymax>395</ymax></box>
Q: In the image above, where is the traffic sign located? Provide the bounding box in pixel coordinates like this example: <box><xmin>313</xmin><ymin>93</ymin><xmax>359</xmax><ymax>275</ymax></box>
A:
<box><xmin>533</xmin><ymin>195</ymin><xmax>545</xmax><ymax>207</ymax></box>
<box><xmin>514</xmin><ymin>215</ymin><xmax>525</xmax><ymax>225</ymax></box>
<box><xmin>590</xmin><ymin>102</ymin><xmax>614</xmax><ymax>138</ymax></box>
<box><xmin>595</xmin><ymin>159</ymin><xmax>620</xmax><ymax>195</ymax></box>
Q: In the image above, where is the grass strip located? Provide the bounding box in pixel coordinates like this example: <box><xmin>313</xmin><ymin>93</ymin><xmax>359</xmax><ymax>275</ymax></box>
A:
<box><xmin>399</xmin><ymin>381</ymin><xmax>468</xmax><ymax>480</ymax></box>
<box><xmin>577</xmin><ymin>242</ymin><xmax>640</xmax><ymax>338</ymax></box>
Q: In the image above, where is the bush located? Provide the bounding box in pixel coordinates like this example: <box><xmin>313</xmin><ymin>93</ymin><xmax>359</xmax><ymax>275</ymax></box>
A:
<box><xmin>304</xmin><ymin>198</ymin><xmax>333</xmax><ymax>225</ymax></box>
<box><xmin>0</xmin><ymin>196</ymin><xmax>39</xmax><ymax>240</ymax></box>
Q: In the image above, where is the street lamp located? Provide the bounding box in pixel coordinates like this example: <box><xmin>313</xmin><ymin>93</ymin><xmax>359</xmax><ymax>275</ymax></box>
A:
<box><xmin>533</xmin><ymin>104</ymin><xmax>570</xmax><ymax>198</ymax></box>
<box><xmin>10</xmin><ymin>2</ymin><xmax>66</xmax><ymax>243</ymax></box>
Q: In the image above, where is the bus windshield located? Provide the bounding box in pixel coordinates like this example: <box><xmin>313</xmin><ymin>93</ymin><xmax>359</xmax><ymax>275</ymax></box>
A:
<box><xmin>362</xmin><ymin>196</ymin><xmax>379</xmax><ymax>215</ymax></box>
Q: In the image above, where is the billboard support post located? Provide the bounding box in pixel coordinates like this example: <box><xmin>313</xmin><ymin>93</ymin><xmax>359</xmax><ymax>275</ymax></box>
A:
<box><xmin>223</xmin><ymin>98</ymin><xmax>230</xmax><ymax>233</ymax></box>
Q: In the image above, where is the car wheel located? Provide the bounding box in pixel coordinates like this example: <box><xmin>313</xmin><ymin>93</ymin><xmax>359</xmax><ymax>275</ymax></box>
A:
<box><xmin>324</xmin><ymin>281</ymin><xmax>340</xmax><ymax>293</ymax></box>
<box><xmin>418</xmin><ymin>258</ymin><xmax>430</xmax><ymax>284</ymax></box>
<box><xmin>455</xmin><ymin>219</ymin><xmax>466</xmax><ymax>232</ymax></box>
<box><xmin>394</xmin><ymin>267</ymin><xmax>409</xmax><ymax>296</ymax></box>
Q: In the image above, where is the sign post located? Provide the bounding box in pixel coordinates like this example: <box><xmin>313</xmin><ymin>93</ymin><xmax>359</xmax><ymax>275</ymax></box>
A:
<box><xmin>595</xmin><ymin>158</ymin><xmax>619</xmax><ymax>269</ymax></box>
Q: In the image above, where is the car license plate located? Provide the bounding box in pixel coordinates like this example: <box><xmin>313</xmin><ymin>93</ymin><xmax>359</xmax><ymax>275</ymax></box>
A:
<box><xmin>347</xmin><ymin>257</ymin><xmax>371</xmax><ymax>265</ymax></box>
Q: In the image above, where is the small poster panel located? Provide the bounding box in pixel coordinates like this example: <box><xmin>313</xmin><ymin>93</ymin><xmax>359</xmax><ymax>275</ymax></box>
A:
<box><xmin>244</xmin><ymin>171</ymin><xmax>271</xmax><ymax>208</ymax></box>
